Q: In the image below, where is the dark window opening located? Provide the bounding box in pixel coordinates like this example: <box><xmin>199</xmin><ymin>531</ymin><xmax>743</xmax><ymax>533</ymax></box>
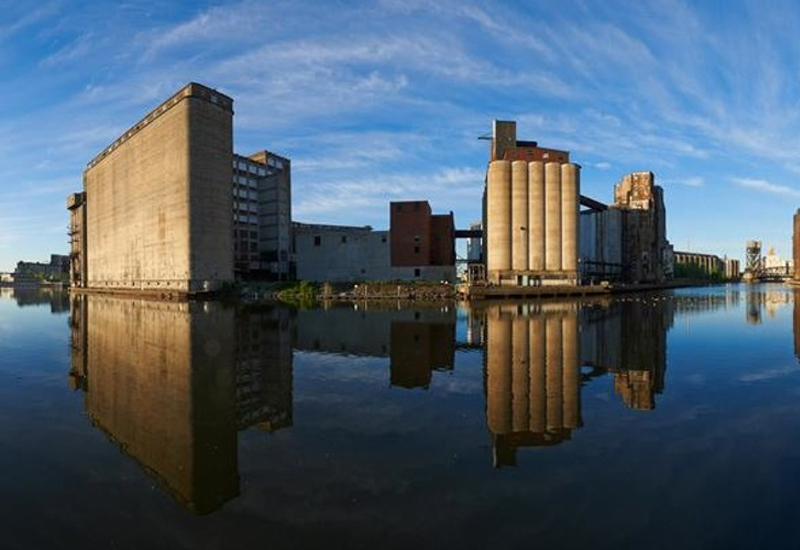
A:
<box><xmin>341</xmin><ymin>235</ymin><xmax>347</xmax><ymax>243</ymax></box>
<box><xmin>414</xmin><ymin>246</ymin><xmax>420</xmax><ymax>254</ymax></box>
<box><xmin>314</xmin><ymin>236</ymin><xmax>321</xmax><ymax>246</ymax></box>
<box><xmin>414</xmin><ymin>268</ymin><xmax>420</xmax><ymax>277</ymax></box>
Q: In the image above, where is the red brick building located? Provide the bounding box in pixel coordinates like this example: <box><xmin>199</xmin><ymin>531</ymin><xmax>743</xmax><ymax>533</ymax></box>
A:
<box><xmin>390</xmin><ymin>201</ymin><xmax>455</xmax><ymax>268</ymax></box>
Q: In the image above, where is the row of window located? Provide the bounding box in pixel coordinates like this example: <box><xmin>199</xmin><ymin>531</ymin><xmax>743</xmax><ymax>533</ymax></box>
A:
<box><xmin>233</xmin><ymin>187</ymin><xmax>258</xmax><ymax>199</ymax></box>
<box><xmin>234</xmin><ymin>160</ymin><xmax>268</xmax><ymax>177</ymax></box>
<box><xmin>234</xmin><ymin>201</ymin><xmax>258</xmax><ymax>213</ymax></box>
<box><xmin>234</xmin><ymin>175</ymin><xmax>259</xmax><ymax>188</ymax></box>
<box><xmin>235</xmin><ymin>214</ymin><xmax>258</xmax><ymax>224</ymax></box>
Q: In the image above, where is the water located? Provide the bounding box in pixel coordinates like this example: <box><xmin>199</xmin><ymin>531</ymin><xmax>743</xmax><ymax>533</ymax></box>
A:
<box><xmin>2</xmin><ymin>284</ymin><xmax>800</xmax><ymax>549</ymax></box>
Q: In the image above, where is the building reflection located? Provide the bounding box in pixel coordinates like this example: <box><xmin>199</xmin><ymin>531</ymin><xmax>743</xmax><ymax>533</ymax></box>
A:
<box><xmin>477</xmin><ymin>295</ymin><xmax>676</xmax><ymax>466</ymax></box>
<box><xmin>68</xmin><ymin>295</ymin><xmax>292</xmax><ymax>514</ymax></box>
<box><xmin>794</xmin><ymin>289</ymin><xmax>800</xmax><ymax>361</ymax></box>
<box><xmin>582</xmin><ymin>295</ymin><xmax>673</xmax><ymax>411</ymax></box>
<box><xmin>746</xmin><ymin>286</ymin><xmax>791</xmax><ymax>324</ymax></box>
<box><xmin>294</xmin><ymin>304</ymin><xmax>456</xmax><ymax>389</ymax></box>
<box><xmin>484</xmin><ymin>303</ymin><xmax>581</xmax><ymax>467</ymax></box>
<box><xmin>10</xmin><ymin>286</ymin><xmax>70</xmax><ymax>312</ymax></box>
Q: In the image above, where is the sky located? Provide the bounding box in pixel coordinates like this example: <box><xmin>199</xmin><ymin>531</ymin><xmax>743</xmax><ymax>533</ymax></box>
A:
<box><xmin>2</xmin><ymin>0</ymin><xmax>800</xmax><ymax>271</ymax></box>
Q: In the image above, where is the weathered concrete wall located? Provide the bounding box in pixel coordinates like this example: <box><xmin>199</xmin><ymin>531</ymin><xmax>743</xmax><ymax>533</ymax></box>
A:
<box><xmin>84</xmin><ymin>83</ymin><xmax>233</xmax><ymax>293</ymax></box>
<box><xmin>294</xmin><ymin>224</ymin><xmax>392</xmax><ymax>282</ymax></box>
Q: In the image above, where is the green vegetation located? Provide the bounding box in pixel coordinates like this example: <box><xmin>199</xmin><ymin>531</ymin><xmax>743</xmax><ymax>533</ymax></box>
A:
<box><xmin>276</xmin><ymin>281</ymin><xmax>319</xmax><ymax>308</ymax></box>
<box><xmin>674</xmin><ymin>262</ymin><xmax>725</xmax><ymax>282</ymax></box>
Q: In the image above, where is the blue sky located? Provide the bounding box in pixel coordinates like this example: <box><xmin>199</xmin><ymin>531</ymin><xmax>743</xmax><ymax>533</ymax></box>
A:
<box><xmin>2</xmin><ymin>0</ymin><xmax>800</xmax><ymax>271</ymax></box>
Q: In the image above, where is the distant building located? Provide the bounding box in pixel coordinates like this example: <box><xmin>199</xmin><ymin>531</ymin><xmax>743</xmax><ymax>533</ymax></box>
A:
<box><xmin>763</xmin><ymin>247</ymin><xmax>790</xmax><ymax>276</ymax></box>
<box><xmin>794</xmin><ymin>210</ymin><xmax>800</xmax><ymax>281</ymax></box>
<box><xmin>466</xmin><ymin>221</ymin><xmax>483</xmax><ymax>263</ymax></box>
<box><xmin>13</xmin><ymin>255</ymin><xmax>69</xmax><ymax>283</ymax></box>
<box><xmin>293</xmin><ymin>200</ymin><xmax>456</xmax><ymax>283</ymax></box>
<box><xmin>674</xmin><ymin>251</ymin><xmax>723</xmax><ymax>277</ymax></box>
<box><xmin>725</xmin><ymin>258</ymin><xmax>741</xmax><ymax>280</ymax></box>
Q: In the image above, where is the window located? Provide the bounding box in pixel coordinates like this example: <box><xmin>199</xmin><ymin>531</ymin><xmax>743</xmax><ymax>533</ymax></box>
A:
<box><xmin>250</xmin><ymin>231</ymin><xmax>257</xmax><ymax>239</ymax></box>
<box><xmin>381</xmin><ymin>235</ymin><xmax>387</xmax><ymax>243</ymax></box>
<box><xmin>314</xmin><ymin>236</ymin><xmax>321</xmax><ymax>246</ymax></box>
<box><xmin>341</xmin><ymin>235</ymin><xmax>347</xmax><ymax>244</ymax></box>
<box><xmin>414</xmin><ymin>268</ymin><xmax>420</xmax><ymax>277</ymax></box>
<box><xmin>414</xmin><ymin>246</ymin><xmax>420</xmax><ymax>254</ymax></box>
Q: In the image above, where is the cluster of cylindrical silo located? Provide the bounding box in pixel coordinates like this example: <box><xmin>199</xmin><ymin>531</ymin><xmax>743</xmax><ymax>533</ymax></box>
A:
<box><xmin>486</xmin><ymin>160</ymin><xmax>580</xmax><ymax>283</ymax></box>
<box><xmin>485</xmin><ymin>305</ymin><xmax>582</xmax><ymax>452</ymax></box>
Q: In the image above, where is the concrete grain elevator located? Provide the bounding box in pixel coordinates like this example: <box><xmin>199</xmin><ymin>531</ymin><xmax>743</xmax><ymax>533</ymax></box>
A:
<box><xmin>485</xmin><ymin>121</ymin><xmax>580</xmax><ymax>286</ymax></box>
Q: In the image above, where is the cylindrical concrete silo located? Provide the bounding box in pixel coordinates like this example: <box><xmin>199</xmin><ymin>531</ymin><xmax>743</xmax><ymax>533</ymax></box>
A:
<box><xmin>512</xmin><ymin>315</ymin><xmax>530</xmax><ymax>432</ymax></box>
<box><xmin>511</xmin><ymin>161</ymin><xmax>529</xmax><ymax>272</ymax></box>
<box><xmin>545</xmin><ymin>314</ymin><xmax>563</xmax><ymax>431</ymax></box>
<box><xmin>487</xmin><ymin>309</ymin><xmax>512</xmax><ymax>435</ymax></box>
<box><xmin>561</xmin><ymin>163</ymin><xmax>580</xmax><ymax>277</ymax></box>
<box><xmin>544</xmin><ymin>162</ymin><xmax>562</xmax><ymax>272</ymax></box>
<box><xmin>528</xmin><ymin>161</ymin><xmax>545</xmax><ymax>272</ymax></box>
<box><xmin>529</xmin><ymin>315</ymin><xmax>546</xmax><ymax>433</ymax></box>
<box><xmin>487</xmin><ymin>161</ymin><xmax>512</xmax><ymax>279</ymax></box>
<box><xmin>562</xmin><ymin>311</ymin><xmax>581</xmax><ymax>429</ymax></box>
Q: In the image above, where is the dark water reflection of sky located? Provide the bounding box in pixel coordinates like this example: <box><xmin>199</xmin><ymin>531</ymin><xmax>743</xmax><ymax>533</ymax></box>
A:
<box><xmin>2</xmin><ymin>284</ymin><xmax>800</xmax><ymax>549</ymax></box>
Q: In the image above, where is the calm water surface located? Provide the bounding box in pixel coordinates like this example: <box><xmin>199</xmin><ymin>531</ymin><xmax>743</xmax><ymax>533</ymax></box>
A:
<box><xmin>2</xmin><ymin>284</ymin><xmax>800</xmax><ymax>549</ymax></box>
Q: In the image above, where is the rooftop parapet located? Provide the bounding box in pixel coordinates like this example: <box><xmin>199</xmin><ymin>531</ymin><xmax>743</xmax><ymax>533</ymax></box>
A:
<box><xmin>85</xmin><ymin>82</ymin><xmax>234</xmax><ymax>172</ymax></box>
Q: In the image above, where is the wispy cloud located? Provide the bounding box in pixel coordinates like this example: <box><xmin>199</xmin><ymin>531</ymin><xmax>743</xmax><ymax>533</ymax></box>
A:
<box><xmin>731</xmin><ymin>177</ymin><xmax>800</xmax><ymax>198</ymax></box>
<box><xmin>739</xmin><ymin>364</ymin><xmax>800</xmax><ymax>383</ymax></box>
<box><xmin>663</xmin><ymin>176</ymin><xmax>705</xmax><ymax>188</ymax></box>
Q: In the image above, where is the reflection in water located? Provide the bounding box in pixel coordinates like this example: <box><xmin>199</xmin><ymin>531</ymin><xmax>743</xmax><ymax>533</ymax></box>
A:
<box><xmin>64</xmin><ymin>288</ymin><xmax>743</xmax><ymax>509</ymax></box>
<box><xmin>485</xmin><ymin>304</ymin><xmax>581</xmax><ymax>467</ymax></box>
<box><xmin>7</xmin><ymin>286</ymin><xmax>70</xmax><ymax>312</ymax></box>
<box><xmin>794</xmin><ymin>289</ymin><xmax>800</xmax><ymax>361</ymax></box>
<box><xmin>294</xmin><ymin>305</ymin><xmax>456</xmax><ymax>389</ymax></box>
<box><xmin>746</xmin><ymin>286</ymin><xmax>791</xmax><ymax>325</ymax></box>
<box><xmin>69</xmin><ymin>295</ymin><xmax>292</xmax><ymax>514</ymax></box>
<box><xmin>479</xmin><ymin>294</ymin><xmax>681</xmax><ymax>466</ymax></box>
<box><xmin>582</xmin><ymin>296</ymin><xmax>673</xmax><ymax>410</ymax></box>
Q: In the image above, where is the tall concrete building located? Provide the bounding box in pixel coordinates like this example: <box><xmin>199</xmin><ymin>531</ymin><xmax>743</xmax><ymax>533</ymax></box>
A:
<box><xmin>484</xmin><ymin>120</ymin><xmax>580</xmax><ymax>286</ymax></box>
<box><xmin>69</xmin><ymin>83</ymin><xmax>234</xmax><ymax>294</ymax></box>
<box><xmin>68</xmin><ymin>82</ymin><xmax>294</xmax><ymax>294</ymax></box>
<box><xmin>232</xmin><ymin>151</ymin><xmax>292</xmax><ymax>280</ymax></box>
<box><xmin>580</xmin><ymin>171</ymin><xmax>672</xmax><ymax>284</ymax></box>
